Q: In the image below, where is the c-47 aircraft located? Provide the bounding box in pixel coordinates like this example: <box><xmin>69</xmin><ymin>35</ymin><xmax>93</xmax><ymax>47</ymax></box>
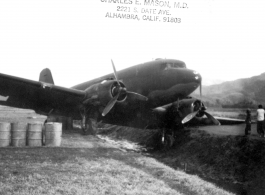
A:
<box><xmin>0</xmin><ymin>59</ymin><xmax>219</xmax><ymax>146</ymax></box>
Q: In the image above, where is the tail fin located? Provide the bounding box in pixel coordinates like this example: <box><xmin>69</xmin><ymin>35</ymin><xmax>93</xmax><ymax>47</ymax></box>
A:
<box><xmin>39</xmin><ymin>68</ymin><xmax>54</xmax><ymax>84</ymax></box>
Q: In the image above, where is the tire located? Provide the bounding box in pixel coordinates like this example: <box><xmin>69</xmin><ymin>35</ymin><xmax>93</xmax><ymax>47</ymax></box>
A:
<box><xmin>164</xmin><ymin>135</ymin><xmax>175</xmax><ymax>148</ymax></box>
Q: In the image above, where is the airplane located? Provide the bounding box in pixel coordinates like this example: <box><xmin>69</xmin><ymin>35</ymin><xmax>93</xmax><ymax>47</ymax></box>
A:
<box><xmin>0</xmin><ymin>58</ymin><xmax>220</xmax><ymax>147</ymax></box>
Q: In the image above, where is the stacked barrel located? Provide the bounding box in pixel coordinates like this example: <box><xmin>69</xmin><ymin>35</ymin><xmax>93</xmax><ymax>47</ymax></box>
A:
<box><xmin>0</xmin><ymin>122</ymin><xmax>62</xmax><ymax>147</ymax></box>
<box><xmin>0</xmin><ymin>123</ymin><xmax>11</xmax><ymax>147</ymax></box>
<box><xmin>44</xmin><ymin>123</ymin><xmax>62</xmax><ymax>146</ymax></box>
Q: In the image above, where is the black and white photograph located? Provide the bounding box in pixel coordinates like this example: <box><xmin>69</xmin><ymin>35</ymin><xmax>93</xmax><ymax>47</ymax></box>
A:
<box><xmin>0</xmin><ymin>0</ymin><xmax>265</xmax><ymax>194</ymax></box>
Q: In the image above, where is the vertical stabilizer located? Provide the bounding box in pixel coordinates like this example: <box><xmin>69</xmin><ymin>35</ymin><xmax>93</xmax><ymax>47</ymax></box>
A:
<box><xmin>39</xmin><ymin>68</ymin><xmax>54</xmax><ymax>84</ymax></box>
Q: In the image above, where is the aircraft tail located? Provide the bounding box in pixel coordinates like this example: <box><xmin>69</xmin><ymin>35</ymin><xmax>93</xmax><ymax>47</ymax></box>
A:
<box><xmin>39</xmin><ymin>68</ymin><xmax>54</xmax><ymax>84</ymax></box>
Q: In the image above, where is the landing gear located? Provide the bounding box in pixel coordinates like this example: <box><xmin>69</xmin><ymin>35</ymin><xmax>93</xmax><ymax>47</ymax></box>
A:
<box><xmin>164</xmin><ymin>135</ymin><xmax>175</xmax><ymax>148</ymax></box>
<box><xmin>160</xmin><ymin>128</ymin><xmax>175</xmax><ymax>149</ymax></box>
<box><xmin>81</xmin><ymin>115</ymin><xmax>96</xmax><ymax>135</ymax></box>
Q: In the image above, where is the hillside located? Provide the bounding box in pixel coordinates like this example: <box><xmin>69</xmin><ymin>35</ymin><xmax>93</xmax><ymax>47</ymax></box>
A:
<box><xmin>193</xmin><ymin>72</ymin><xmax>265</xmax><ymax>108</ymax></box>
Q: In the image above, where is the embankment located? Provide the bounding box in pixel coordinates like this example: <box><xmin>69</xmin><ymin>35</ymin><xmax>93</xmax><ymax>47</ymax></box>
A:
<box><xmin>97</xmin><ymin>124</ymin><xmax>265</xmax><ymax>195</ymax></box>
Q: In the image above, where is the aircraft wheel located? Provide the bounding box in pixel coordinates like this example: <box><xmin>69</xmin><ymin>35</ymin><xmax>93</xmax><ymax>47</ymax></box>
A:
<box><xmin>164</xmin><ymin>135</ymin><xmax>175</xmax><ymax>148</ymax></box>
<box><xmin>81</xmin><ymin>124</ymin><xmax>88</xmax><ymax>135</ymax></box>
<box><xmin>82</xmin><ymin>119</ymin><xmax>96</xmax><ymax>135</ymax></box>
<box><xmin>158</xmin><ymin>134</ymin><xmax>175</xmax><ymax>150</ymax></box>
<box><xmin>88</xmin><ymin>119</ymin><xmax>96</xmax><ymax>135</ymax></box>
<box><xmin>81</xmin><ymin>117</ymin><xmax>88</xmax><ymax>135</ymax></box>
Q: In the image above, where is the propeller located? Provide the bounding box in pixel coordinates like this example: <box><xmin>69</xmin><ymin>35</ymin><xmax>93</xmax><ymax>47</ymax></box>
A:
<box><xmin>181</xmin><ymin>105</ymin><xmax>220</xmax><ymax>125</ymax></box>
<box><xmin>102</xmin><ymin>60</ymin><xmax>148</xmax><ymax>116</ymax></box>
<box><xmin>181</xmin><ymin>79</ymin><xmax>220</xmax><ymax>125</ymax></box>
<box><xmin>111</xmin><ymin>59</ymin><xmax>120</xmax><ymax>86</ymax></box>
<box><xmin>127</xmin><ymin>91</ymin><xmax>148</xmax><ymax>101</ymax></box>
<box><xmin>182</xmin><ymin>110</ymin><xmax>199</xmax><ymax>124</ymax></box>
<box><xmin>204</xmin><ymin>111</ymin><xmax>220</xmax><ymax>125</ymax></box>
<box><xmin>102</xmin><ymin>90</ymin><xmax>120</xmax><ymax>117</ymax></box>
<box><xmin>200</xmin><ymin>79</ymin><xmax>202</xmax><ymax>99</ymax></box>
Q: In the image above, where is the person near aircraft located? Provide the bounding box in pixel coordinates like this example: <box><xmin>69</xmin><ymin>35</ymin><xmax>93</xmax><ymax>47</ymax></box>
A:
<box><xmin>244</xmin><ymin>109</ymin><xmax>251</xmax><ymax>136</ymax></box>
<box><xmin>256</xmin><ymin>105</ymin><xmax>265</xmax><ymax>137</ymax></box>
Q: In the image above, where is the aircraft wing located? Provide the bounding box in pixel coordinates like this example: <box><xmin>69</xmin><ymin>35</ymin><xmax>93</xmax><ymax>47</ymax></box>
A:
<box><xmin>0</xmin><ymin>73</ymin><xmax>86</xmax><ymax>116</ymax></box>
<box><xmin>213</xmin><ymin>116</ymin><xmax>245</xmax><ymax>125</ymax></box>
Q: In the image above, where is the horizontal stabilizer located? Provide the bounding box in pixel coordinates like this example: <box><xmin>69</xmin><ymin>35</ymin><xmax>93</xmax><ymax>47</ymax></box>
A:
<box><xmin>39</xmin><ymin>68</ymin><xmax>54</xmax><ymax>84</ymax></box>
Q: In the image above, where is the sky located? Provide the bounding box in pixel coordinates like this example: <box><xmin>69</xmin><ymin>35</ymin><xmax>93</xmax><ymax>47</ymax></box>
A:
<box><xmin>0</xmin><ymin>0</ymin><xmax>265</xmax><ymax>87</ymax></box>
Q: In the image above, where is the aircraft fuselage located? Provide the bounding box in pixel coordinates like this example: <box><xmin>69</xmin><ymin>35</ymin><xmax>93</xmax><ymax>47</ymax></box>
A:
<box><xmin>72</xmin><ymin>59</ymin><xmax>201</xmax><ymax>108</ymax></box>
<box><xmin>0</xmin><ymin>58</ymin><xmax>202</xmax><ymax>129</ymax></box>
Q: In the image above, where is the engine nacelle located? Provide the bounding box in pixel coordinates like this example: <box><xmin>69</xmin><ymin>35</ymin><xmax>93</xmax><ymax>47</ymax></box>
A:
<box><xmin>83</xmin><ymin>80</ymin><xmax>126</xmax><ymax>107</ymax></box>
<box><xmin>153</xmin><ymin>98</ymin><xmax>205</xmax><ymax>127</ymax></box>
<box><xmin>177</xmin><ymin>98</ymin><xmax>204</xmax><ymax>117</ymax></box>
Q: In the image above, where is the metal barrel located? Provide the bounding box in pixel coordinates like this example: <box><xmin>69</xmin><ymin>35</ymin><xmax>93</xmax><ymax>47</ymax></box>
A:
<box><xmin>27</xmin><ymin>123</ymin><xmax>43</xmax><ymax>147</ymax></box>
<box><xmin>56</xmin><ymin>116</ymin><xmax>67</xmax><ymax>130</ymax></box>
<box><xmin>11</xmin><ymin>122</ymin><xmax>27</xmax><ymax>147</ymax></box>
<box><xmin>0</xmin><ymin>122</ymin><xmax>11</xmax><ymax>147</ymax></box>
<box><xmin>44</xmin><ymin>122</ymin><xmax>62</xmax><ymax>146</ymax></box>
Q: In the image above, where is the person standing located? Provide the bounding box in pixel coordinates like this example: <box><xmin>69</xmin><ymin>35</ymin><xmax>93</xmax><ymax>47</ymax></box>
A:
<box><xmin>245</xmin><ymin>109</ymin><xmax>251</xmax><ymax>136</ymax></box>
<box><xmin>257</xmin><ymin>105</ymin><xmax>265</xmax><ymax>137</ymax></box>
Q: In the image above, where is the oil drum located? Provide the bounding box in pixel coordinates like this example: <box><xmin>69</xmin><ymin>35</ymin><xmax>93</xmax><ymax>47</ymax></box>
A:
<box><xmin>11</xmin><ymin>122</ymin><xmax>27</xmax><ymax>147</ymax></box>
<box><xmin>44</xmin><ymin>122</ymin><xmax>62</xmax><ymax>146</ymax></box>
<box><xmin>0</xmin><ymin>122</ymin><xmax>11</xmax><ymax>147</ymax></box>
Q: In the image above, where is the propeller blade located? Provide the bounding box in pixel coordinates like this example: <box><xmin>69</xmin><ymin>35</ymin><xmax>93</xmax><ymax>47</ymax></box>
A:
<box><xmin>182</xmin><ymin>110</ymin><xmax>199</xmax><ymax>124</ymax></box>
<box><xmin>102</xmin><ymin>91</ymin><xmax>120</xmax><ymax>116</ymax></box>
<box><xmin>200</xmin><ymin>80</ymin><xmax>202</xmax><ymax>99</ymax></box>
<box><xmin>111</xmin><ymin>59</ymin><xmax>121</xmax><ymax>86</ymax></box>
<box><xmin>127</xmin><ymin>91</ymin><xmax>148</xmax><ymax>101</ymax></box>
<box><xmin>204</xmin><ymin>111</ymin><xmax>220</xmax><ymax>125</ymax></box>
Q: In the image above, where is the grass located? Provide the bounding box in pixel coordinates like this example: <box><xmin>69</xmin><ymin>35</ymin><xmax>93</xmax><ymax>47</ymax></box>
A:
<box><xmin>96</xmin><ymin>123</ymin><xmax>265</xmax><ymax>194</ymax></box>
<box><xmin>0</xmin><ymin>106</ymin><xmax>240</xmax><ymax>194</ymax></box>
<box><xmin>0</xmin><ymin>130</ymin><xmax>235</xmax><ymax>195</ymax></box>
<box><xmin>207</xmin><ymin>107</ymin><xmax>256</xmax><ymax>120</ymax></box>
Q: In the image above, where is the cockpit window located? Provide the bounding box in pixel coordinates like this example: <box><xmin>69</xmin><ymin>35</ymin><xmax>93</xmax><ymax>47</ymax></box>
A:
<box><xmin>161</xmin><ymin>62</ymin><xmax>186</xmax><ymax>70</ymax></box>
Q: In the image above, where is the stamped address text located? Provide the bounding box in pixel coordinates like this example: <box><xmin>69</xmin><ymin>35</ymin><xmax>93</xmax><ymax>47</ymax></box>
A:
<box><xmin>101</xmin><ymin>0</ymin><xmax>189</xmax><ymax>23</ymax></box>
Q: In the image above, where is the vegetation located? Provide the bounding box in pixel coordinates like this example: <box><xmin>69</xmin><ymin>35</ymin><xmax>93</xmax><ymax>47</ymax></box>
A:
<box><xmin>193</xmin><ymin>72</ymin><xmax>265</xmax><ymax>108</ymax></box>
<box><xmin>98</xmin><ymin>125</ymin><xmax>265</xmax><ymax>195</ymax></box>
<box><xmin>157</xmin><ymin>130</ymin><xmax>265</xmax><ymax>195</ymax></box>
<box><xmin>0</xmin><ymin>130</ymin><xmax>234</xmax><ymax>195</ymax></box>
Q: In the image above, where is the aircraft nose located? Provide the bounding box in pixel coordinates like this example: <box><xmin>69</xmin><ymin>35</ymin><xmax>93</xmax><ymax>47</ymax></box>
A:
<box><xmin>182</xmin><ymin>69</ymin><xmax>202</xmax><ymax>84</ymax></box>
<box><xmin>193</xmin><ymin>70</ymin><xmax>202</xmax><ymax>84</ymax></box>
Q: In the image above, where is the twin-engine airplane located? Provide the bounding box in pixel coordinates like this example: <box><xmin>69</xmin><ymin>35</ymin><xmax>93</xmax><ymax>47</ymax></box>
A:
<box><xmin>0</xmin><ymin>59</ymin><xmax>219</xmax><ymax>146</ymax></box>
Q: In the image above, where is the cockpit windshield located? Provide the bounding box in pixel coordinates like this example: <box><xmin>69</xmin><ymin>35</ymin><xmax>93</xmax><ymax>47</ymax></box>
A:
<box><xmin>165</xmin><ymin>62</ymin><xmax>186</xmax><ymax>69</ymax></box>
<box><xmin>160</xmin><ymin>62</ymin><xmax>186</xmax><ymax>70</ymax></box>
